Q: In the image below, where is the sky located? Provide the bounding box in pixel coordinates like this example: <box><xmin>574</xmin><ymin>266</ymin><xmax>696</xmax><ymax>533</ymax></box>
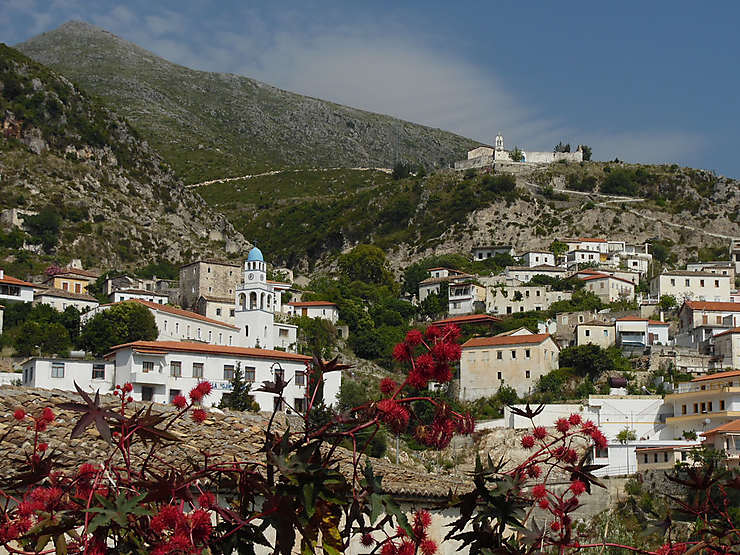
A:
<box><xmin>3</xmin><ymin>1</ymin><xmax>740</xmax><ymax>177</ymax></box>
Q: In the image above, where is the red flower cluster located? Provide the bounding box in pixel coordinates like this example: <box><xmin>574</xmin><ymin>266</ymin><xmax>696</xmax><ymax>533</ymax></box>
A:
<box><xmin>189</xmin><ymin>381</ymin><xmax>212</xmax><ymax>403</ymax></box>
<box><xmin>150</xmin><ymin>504</ymin><xmax>212</xmax><ymax>555</ymax></box>
<box><xmin>377</xmin><ymin>399</ymin><xmax>410</xmax><ymax>434</ymax></box>
<box><xmin>380</xmin><ymin>509</ymin><xmax>437</xmax><ymax>555</ymax></box>
<box><xmin>379</xmin><ymin>377</ymin><xmax>398</xmax><ymax>396</ymax></box>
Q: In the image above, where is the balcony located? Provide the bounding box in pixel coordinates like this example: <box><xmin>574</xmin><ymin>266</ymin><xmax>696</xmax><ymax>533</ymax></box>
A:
<box><xmin>130</xmin><ymin>369</ymin><xmax>169</xmax><ymax>385</ymax></box>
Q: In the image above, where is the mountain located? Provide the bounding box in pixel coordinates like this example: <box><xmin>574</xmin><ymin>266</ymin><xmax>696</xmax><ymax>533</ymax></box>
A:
<box><xmin>0</xmin><ymin>43</ymin><xmax>246</xmax><ymax>277</ymax></box>
<box><xmin>17</xmin><ymin>21</ymin><xmax>479</xmax><ymax>184</ymax></box>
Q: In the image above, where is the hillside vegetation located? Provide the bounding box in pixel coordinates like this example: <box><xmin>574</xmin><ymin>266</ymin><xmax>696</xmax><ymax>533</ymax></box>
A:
<box><xmin>197</xmin><ymin>162</ymin><xmax>739</xmax><ymax>271</ymax></box>
<box><xmin>0</xmin><ymin>44</ymin><xmax>246</xmax><ymax>277</ymax></box>
<box><xmin>17</xmin><ymin>21</ymin><xmax>478</xmax><ymax>184</ymax></box>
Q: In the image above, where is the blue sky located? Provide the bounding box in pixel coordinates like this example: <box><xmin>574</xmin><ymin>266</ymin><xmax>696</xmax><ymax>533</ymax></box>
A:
<box><xmin>4</xmin><ymin>1</ymin><xmax>740</xmax><ymax>177</ymax></box>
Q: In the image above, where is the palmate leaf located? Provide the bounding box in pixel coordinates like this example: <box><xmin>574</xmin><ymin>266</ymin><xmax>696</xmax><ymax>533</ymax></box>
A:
<box><xmin>56</xmin><ymin>382</ymin><xmax>122</xmax><ymax>442</ymax></box>
<box><xmin>563</xmin><ymin>452</ymin><xmax>607</xmax><ymax>494</ymax></box>
<box><xmin>1</xmin><ymin>450</ymin><xmax>58</xmax><ymax>488</ymax></box>
<box><xmin>115</xmin><ymin>404</ymin><xmax>181</xmax><ymax>445</ymax></box>
<box><xmin>85</xmin><ymin>492</ymin><xmax>150</xmax><ymax>532</ymax></box>
<box><xmin>506</xmin><ymin>403</ymin><xmax>545</xmax><ymax>420</ymax></box>
<box><xmin>255</xmin><ymin>376</ymin><xmax>289</xmax><ymax>395</ymax></box>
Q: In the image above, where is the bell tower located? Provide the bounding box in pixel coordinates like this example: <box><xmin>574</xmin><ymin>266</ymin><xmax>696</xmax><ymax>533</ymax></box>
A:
<box><xmin>495</xmin><ymin>132</ymin><xmax>504</xmax><ymax>151</ymax></box>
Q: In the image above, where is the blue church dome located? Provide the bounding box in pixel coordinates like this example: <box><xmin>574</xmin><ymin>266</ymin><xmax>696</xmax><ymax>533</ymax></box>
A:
<box><xmin>247</xmin><ymin>246</ymin><xmax>264</xmax><ymax>262</ymax></box>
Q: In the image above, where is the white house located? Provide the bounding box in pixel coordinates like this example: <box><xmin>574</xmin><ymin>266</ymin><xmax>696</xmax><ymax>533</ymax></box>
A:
<box><xmin>21</xmin><ymin>356</ymin><xmax>113</xmax><ymax>393</ymax></box>
<box><xmin>105</xmin><ymin>340</ymin><xmax>340</xmax><ymax>412</ymax></box>
<box><xmin>563</xmin><ymin>238</ymin><xmax>609</xmax><ymax>254</ymax></box>
<box><xmin>566</xmin><ymin>249</ymin><xmax>603</xmax><ymax>269</ymax></box>
<box><xmin>418</xmin><ymin>268</ymin><xmax>474</xmax><ymax>303</ymax></box>
<box><xmin>486</xmin><ymin>285</ymin><xmax>571</xmax><ymax>315</ymax></box>
<box><xmin>713</xmin><ymin>327</ymin><xmax>740</xmax><ymax>369</ymax></box>
<box><xmin>285</xmin><ymin>301</ymin><xmax>340</xmax><ymax>324</ymax></box>
<box><xmin>650</xmin><ymin>270</ymin><xmax>731</xmax><ymax>303</ymax></box>
<box><xmin>83</xmin><ymin>299</ymin><xmax>242</xmax><ymax>348</ymax></box>
<box><xmin>615</xmin><ymin>316</ymin><xmax>670</xmax><ymax>347</ymax></box>
<box><xmin>111</xmin><ymin>289</ymin><xmax>169</xmax><ymax>304</ymax></box>
<box><xmin>472</xmin><ymin>245</ymin><xmax>515</xmax><ymax>261</ymax></box>
<box><xmin>504</xmin><ymin>265</ymin><xmax>566</xmax><ymax>283</ymax></box>
<box><xmin>580</xmin><ymin>274</ymin><xmax>636</xmax><ymax>303</ymax></box>
<box><xmin>0</xmin><ymin>269</ymin><xmax>34</xmax><ymax>303</ymax></box>
<box><xmin>34</xmin><ymin>287</ymin><xmax>99</xmax><ymax>313</ymax></box>
<box><xmin>520</xmin><ymin>251</ymin><xmax>555</xmax><ymax>268</ymax></box>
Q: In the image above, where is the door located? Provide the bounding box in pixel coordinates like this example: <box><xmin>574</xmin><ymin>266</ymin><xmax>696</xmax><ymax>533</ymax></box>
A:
<box><xmin>302</xmin><ymin>308</ymin><xmax>308</xmax><ymax>317</ymax></box>
<box><xmin>142</xmin><ymin>386</ymin><xmax>154</xmax><ymax>402</ymax></box>
<box><xmin>648</xmin><ymin>332</ymin><xmax>656</xmax><ymax>345</ymax></box>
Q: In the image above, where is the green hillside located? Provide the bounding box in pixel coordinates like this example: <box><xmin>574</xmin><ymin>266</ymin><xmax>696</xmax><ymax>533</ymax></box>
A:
<box><xmin>17</xmin><ymin>21</ymin><xmax>479</xmax><ymax>184</ymax></box>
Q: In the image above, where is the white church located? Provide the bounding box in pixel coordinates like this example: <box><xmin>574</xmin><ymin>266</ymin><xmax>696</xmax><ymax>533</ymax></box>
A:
<box><xmin>22</xmin><ymin>248</ymin><xmax>341</xmax><ymax>412</ymax></box>
<box><xmin>455</xmin><ymin>133</ymin><xmax>584</xmax><ymax>170</ymax></box>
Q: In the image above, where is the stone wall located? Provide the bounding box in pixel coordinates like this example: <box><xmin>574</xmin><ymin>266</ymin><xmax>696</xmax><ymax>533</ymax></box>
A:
<box><xmin>454</xmin><ymin>154</ymin><xmax>494</xmax><ymax>170</ymax></box>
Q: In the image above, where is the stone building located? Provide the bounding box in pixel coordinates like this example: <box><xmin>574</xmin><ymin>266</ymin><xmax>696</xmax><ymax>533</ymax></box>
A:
<box><xmin>454</xmin><ymin>134</ymin><xmax>583</xmax><ymax>170</ymax></box>
<box><xmin>179</xmin><ymin>259</ymin><xmax>241</xmax><ymax>310</ymax></box>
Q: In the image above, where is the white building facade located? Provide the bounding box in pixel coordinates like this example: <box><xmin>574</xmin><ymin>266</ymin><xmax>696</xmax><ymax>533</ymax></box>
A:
<box><xmin>111</xmin><ymin>289</ymin><xmax>170</xmax><ymax>304</ymax></box>
<box><xmin>650</xmin><ymin>271</ymin><xmax>731</xmax><ymax>303</ymax></box>
<box><xmin>22</xmin><ymin>357</ymin><xmax>113</xmax><ymax>393</ymax></box>
<box><xmin>285</xmin><ymin>301</ymin><xmax>340</xmax><ymax>324</ymax></box>
<box><xmin>34</xmin><ymin>288</ymin><xmax>99</xmax><ymax>313</ymax></box>
<box><xmin>0</xmin><ymin>269</ymin><xmax>34</xmax><ymax>303</ymax></box>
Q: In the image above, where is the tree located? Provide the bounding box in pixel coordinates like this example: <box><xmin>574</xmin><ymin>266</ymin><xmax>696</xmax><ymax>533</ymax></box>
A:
<box><xmin>616</xmin><ymin>427</ymin><xmax>637</xmax><ymax>443</ymax></box>
<box><xmin>14</xmin><ymin>321</ymin><xmax>71</xmax><ymax>356</ymax></box>
<box><xmin>291</xmin><ymin>315</ymin><xmax>337</xmax><ymax>357</ymax></box>
<box><xmin>549</xmin><ymin>239</ymin><xmax>568</xmax><ymax>259</ymax></box>
<box><xmin>601</xmin><ymin>168</ymin><xmax>638</xmax><ymax>196</ymax></box>
<box><xmin>580</xmin><ymin>144</ymin><xmax>592</xmax><ymax>161</ymax></box>
<box><xmin>554</xmin><ymin>141</ymin><xmax>571</xmax><ymax>153</ymax></box>
<box><xmin>391</xmin><ymin>161</ymin><xmax>411</xmax><ymax>180</ymax></box>
<box><xmin>23</xmin><ymin>206</ymin><xmax>61</xmax><ymax>252</ymax></box>
<box><xmin>337</xmin><ymin>245</ymin><xmax>394</xmax><ymax>287</ymax></box>
<box><xmin>510</xmin><ymin>146</ymin><xmax>524</xmax><ymax>162</ymax></box>
<box><xmin>220</xmin><ymin>363</ymin><xmax>258</xmax><ymax>412</ymax></box>
<box><xmin>559</xmin><ymin>344</ymin><xmax>630</xmax><ymax>380</ymax></box>
<box><xmin>78</xmin><ymin>302</ymin><xmax>158</xmax><ymax>357</ymax></box>
<box><xmin>659</xmin><ymin>294</ymin><xmax>678</xmax><ymax>311</ymax></box>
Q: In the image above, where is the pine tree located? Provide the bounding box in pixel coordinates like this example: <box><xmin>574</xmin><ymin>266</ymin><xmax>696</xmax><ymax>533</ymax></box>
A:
<box><xmin>222</xmin><ymin>362</ymin><xmax>255</xmax><ymax>411</ymax></box>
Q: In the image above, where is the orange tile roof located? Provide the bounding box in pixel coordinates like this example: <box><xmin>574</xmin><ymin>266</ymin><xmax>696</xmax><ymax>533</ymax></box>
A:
<box><xmin>714</xmin><ymin>327</ymin><xmax>740</xmax><ymax>338</ymax></box>
<box><xmin>702</xmin><ymin>420</ymin><xmax>740</xmax><ymax>436</ymax></box>
<box><xmin>691</xmin><ymin>369</ymin><xmax>740</xmax><ymax>382</ymax></box>
<box><xmin>107</xmin><ymin>341</ymin><xmax>311</xmax><ymax>362</ymax></box>
<box><xmin>683</xmin><ymin>300</ymin><xmax>740</xmax><ymax>312</ymax></box>
<box><xmin>433</xmin><ymin>314</ymin><xmax>501</xmax><ymax>325</ymax></box>
<box><xmin>287</xmin><ymin>301</ymin><xmax>337</xmax><ymax>307</ymax></box>
<box><xmin>463</xmin><ymin>333</ymin><xmax>553</xmax><ymax>348</ymax></box>
<box><xmin>0</xmin><ymin>273</ymin><xmax>35</xmax><ymax>288</ymax></box>
<box><xmin>125</xmin><ymin>299</ymin><xmax>239</xmax><ymax>330</ymax></box>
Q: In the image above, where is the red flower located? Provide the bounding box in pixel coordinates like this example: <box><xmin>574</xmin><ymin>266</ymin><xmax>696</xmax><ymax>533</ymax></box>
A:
<box><xmin>381</xmin><ymin>542</ymin><xmax>398</xmax><ymax>555</ymax></box>
<box><xmin>431</xmin><ymin>363</ymin><xmax>453</xmax><ymax>383</ymax></box>
<box><xmin>379</xmin><ymin>378</ymin><xmax>398</xmax><ymax>395</ymax></box>
<box><xmin>41</xmin><ymin>407</ymin><xmax>55</xmax><ymax>422</ymax></box>
<box><xmin>527</xmin><ymin>464</ymin><xmax>542</xmax><ymax>478</ymax></box>
<box><xmin>568</xmin><ymin>413</ymin><xmax>582</xmax><ymax>426</ymax></box>
<box><xmin>392</xmin><ymin>342</ymin><xmax>413</xmax><ymax>362</ymax></box>
<box><xmin>198</xmin><ymin>491</ymin><xmax>216</xmax><ymax>509</ymax></box>
<box><xmin>172</xmin><ymin>394</ymin><xmax>187</xmax><ymax>409</ymax></box>
<box><xmin>532</xmin><ymin>426</ymin><xmax>547</xmax><ymax>439</ymax></box>
<box><xmin>442</xmin><ymin>324</ymin><xmax>461</xmax><ymax>340</ymax></box>
<box><xmin>377</xmin><ymin>399</ymin><xmax>410</xmax><ymax>434</ymax></box>
<box><xmin>432</xmin><ymin>341</ymin><xmax>460</xmax><ymax>362</ymax></box>
<box><xmin>398</xmin><ymin>541</ymin><xmax>415</xmax><ymax>555</ymax></box>
<box><xmin>360</xmin><ymin>533</ymin><xmax>375</xmax><ymax>546</ymax></box>
<box><xmin>35</xmin><ymin>419</ymin><xmax>47</xmax><ymax>432</ymax></box>
<box><xmin>414</xmin><ymin>353</ymin><xmax>435</xmax><ymax>375</ymax></box>
<box><xmin>564</xmin><ymin>448</ymin><xmax>578</xmax><ymax>464</ymax></box>
<box><xmin>405</xmin><ymin>329</ymin><xmax>424</xmax><ymax>346</ymax></box>
<box><xmin>538</xmin><ymin>498</ymin><xmax>550</xmax><ymax>509</ymax></box>
<box><xmin>550</xmin><ymin>520</ymin><xmax>561</xmax><ymax>532</ymax></box>
<box><xmin>189</xmin><ymin>387</ymin><xmax>204</xmax><ymax>402</ymax></box>
<box><xmin>192</xmin><ymin>408</ymin><xmax>208</xmax><ymax>423</ymax></box>
<box><xmin>532</xmin><ymin>484</ymin><xmax>547</xmax><ymax>499</ymax></box>
<box><xmin>79</xmin><ymin>463</ymin><xmax>98</xmax><ymax>476</ymax></box>
<box><xmin>425</xmin><ymin>325</ymin><xmax>442</xmax><ymax>339</ymax></box>
<box><xmin>197</xmin><ymin>381</ymin><xmax>213</xmax><ymax>396</ymax></box>
<box><xmin>413</xmin><ymin>509</ymin><xmax>432</xmax><ymax>529</ymax></box>
<box><xmin>420</xmin><ymin>539</ymin><xmax>438</xmax><ymax>555</ymax></box>
<box><xmin>126</xmin><ymin>396</ymin><xmax>134</xmax><ymax>403</ymax></box>
<box><xmin>37</xmin><ymin>443</ymin><xmax>48</xmax><ymax>452</ymax></box>
<box><xmin>591</xmin><ymin>429</ymin><xmax>608</xmax><ymax>449</ymax></box>
<box><xmin>569</xmin><ymin>480</ymin><xmax>586</xmax><ymax>496</ymax></box>
<box><xmin>190</xmin><ymin>509</ymin><xmax>212</xmax><ymax>543</ymax></box>
<box><xmin>407</xmin><ymin>369</ymin><xmax>429</xmax><ymax>389</ymax></box>
<box><xmin>555</xmin><ymin>418</ymin><xmax>570</xmax><ymax>433</ymax></box>
<box><xmin>123</xmin><ymin>383</ymin><xmax>133</xmax><ymax>393</ymax></box>
<box><xmin>521</xmin><ymin>435</ymin><xmax>535</xmax><ymax>449</ymax></box>
<box><xmin>13</xmin><ymin>409</ymin><xmax>25</xmax><ymax>421</ymax></box>
<box><xmin>581</xmin><ymin>419</ymin><xmax>596</xmax><ymax>433</ymax></box>
<box><xmin>455</xmin><ymin>413</ymin><xmax>475</xmax><ymax>435</ymax></box>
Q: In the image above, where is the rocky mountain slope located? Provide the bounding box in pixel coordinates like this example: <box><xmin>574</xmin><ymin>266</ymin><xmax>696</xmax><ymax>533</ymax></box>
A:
<box><xmin>0</xmin><ymin>44</ymin><xmax>247</xmax><ymax>275</ymax></box>
<box><xmin>17</xmin><ymin>21</ymin><xmax>479</xmax><ymax>185</ymax></box>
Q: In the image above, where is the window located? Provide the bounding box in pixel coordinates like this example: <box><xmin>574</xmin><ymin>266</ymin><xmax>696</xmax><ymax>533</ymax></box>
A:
<box><xmin>216</xmin><ymin>308</ymin><xmax>222</xmax><ymax>316</ymax></box>
<box><xmin>720</xmin><ymin>399</ymin><xmax>725</xmax><ymax>410</ymax></box>
<box><xmin>164</xmin><ymin>320</ymin><xmax>168</xmax><ymax>331</ymax></box>
<box><xmin>585</xmin><ymin>329</ymin><xmax>591</xmax><ymax>337</ymax></box>
<box><xmin>169</xmin><ymin>390</ymin><xmax>181</xmax><ymax>403</ymax></box>
<box><xmin>716</xmin><ymin>316</ymin><xmax>722</xmax><ymax>324</ymax></box>
<box><xmin>644</xmin><ymin>454</ymin><xmax>648</xmax><ymax>464</ymax></box>
<box><xmin>294</xmin><ymin>398</ymin><xmax>307</xmax><ymax>412</ymax></box>
<box><xmin>208</xmin><ymin>331</ymin><xmax>212</xmax><ymax>342</ymax></box>
<box><xmin>664</xmin><ymin>453</ymin><xmax>669</xmax><ymax>462</ymax></box>
<box><xmin>51</xmin><ymin>362</ymin><xmax>64</xmax><ymax>378</ymax></box>
<box><xmin>525</xmin><ymin>370</ymin><xmax>531</xmax><ymax>378</ymax></box>
<box><xmin>279</xmin><ymin>328</ymin><xmax>288</xmax><ymax>337</ymax></box>
<box><xmin>603</xmin><ymin>329</ymin><xmax>609</xmax><ymax>337</ymax></box>
<box><xmin>62</xmin><ymin>282</ymin><xmax>69</xmax><ymax>291</ymax></box>
<box><xmin>511</xmin><ymin>350</ymin><xmax>516</xmax><ymax>359</ymax></box>
<box><xmin>497</xmin><ymin>371</ymin><xmax>502</xmax><ymax>380</ymax></box>
<box><xmin>685</xmin><ymin>279</ymin><xmax>690</xmax><ymax>287</ymax></box>
<box><xmin>244</xmin><ymin>367</ymin><xmax>255</xmax><ymax>382</ymax></box>
<box><xmin>75</xmin><ymin>283</ymin><xmax>81</xmax><ymax>293</ymax></box>
<box><xmin>274</xmin><ymin>366</ymin><xmax>284</xmax><ymax>382</ymax></box>
<box><xmin>700</xmin><ymin>280</ymin><xmax>705</xmax><ymax>287</ymax></box>
<box><xmin>670</xmin><ymin>278</ymin><xmax>675</xmax><ymax>286</ymax></box>
<box><xmin>708</xmin><ymin>401</ymin><xmax>713</xmax><ymax>412</ymax></box>
<box><xmin>142</xmin><ymin>386</ymin><xmax>154</xmax><ymax>401</ymax></box>
<box><xmin>229</xmin><ymin>309</ymin><xmax>235</xmax><ymax>318</ymax></box>
<box><xmin>295</xmin><ymin>370</ymin><xmax>306</xmax><ymax>386</ymax></box>
<box><xmin>218</xmin><ymin>333</ymin><xmax>223</xmax><ymax>344</ymax></box>
<box><xmin>197</xmin><ymin>327</ymin><xmax>202</xmax><ymax>339</ymax></box>
<box><xmin>525</xmin><ymin>349</ymin><xmax>531</xmax><ymax>358</ymax></box>
<box><xmin>693</xmin><ymin>403</ymin><xmax>698</xmax><ymax>413</ymax></box>
<box><xmin>92</xmin><ymin>364</ymin><xmax>105</xmax><ymax>380</ymax></box>
<box><xmin>170</xmin><ymin>361</ymin><xmax>182</xmax><ymax>378</ymax></box>
<box><xmin>175</xmin><ymin>322</ymin><xmax>179</xmax><ymax>334</ymax></box>
<box><xmin>497</xmin><ymin>351</ymin><xmax>502</xmax><ymax>360</ymax></box>
<box><xmin>654</xmin><ymin>453</ymin><xmax>659</xmax><ymax>463</ymax></box>
<box><xmin>714</xmin><ymin>280</ymin><xmax>719</xmax><ymax>288</ymax></box>
<box><xmin>186</xmin><ymin>325</ymin><xmax>190</xmax><ymax>338</ymax></box>
<box><xmin>700</xmin><ymin>402</ymin><xmax>706</xmax><ymax>413</ymax></box>
<box><xmin>681</xmin><ymin>404</ymin><xmax>686</xmax><ymax>415</ymax></box>
<box><xmin>192</xmin><ymin>363</ymin><xmax>204</xmax><ymax>378</ymax></box>
<box><xmin>143</xmin><ymin>361</ymin><xmax>155</xmax><ymax>373</ymax></box>
<box><xmin>223</xmin><ymin>365</ymin><xmax>235</xmax><ymax>380</ymax></box>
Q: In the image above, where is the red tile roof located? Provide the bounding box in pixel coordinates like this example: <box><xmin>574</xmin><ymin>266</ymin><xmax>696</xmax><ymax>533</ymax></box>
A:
<box><xmin>107</xmin><ymin>341</ymin><xmax>311</xmax><ymax>362</ymax></box>
<box><xmin>714</xmin><ymin>327</ymin><xmax>740</xmax><ymax>338</ymax></box>
<box><xmin>463</xmin><ymin>333</ymin><xmax>553</xmax><ymax>348</ymax></box>
<box><xmin>125</xmin><ymin>299</ymin><xmax>239</xmax><ymax>330</ymax></box>
<box><xmin>0</xmin><ymin>273</ymin><xmax>35</xmax><ymax>288</ymax></box>
<box><xmin>691</xmin><ymin>369</ymin><xmax>740</xmax><ymax>382</ymax></box>
<box><xmin>683</xmin><ymin>301</ymin><xmax>740</xmax><ymax>312</ymax></box>
<box><xmin>287</xmin><ymin>301</ymin><xmax>337</xmax><ymax>307</ymax></box>
<box><xmin>702</xmin><ymin>420</ymin><xmax>740</xmax><ymax>436</ymax></box>
<box><xmin>432</xmin><ymin>314</ymin><xmax>501</xmax><ymax>326</ymax></box>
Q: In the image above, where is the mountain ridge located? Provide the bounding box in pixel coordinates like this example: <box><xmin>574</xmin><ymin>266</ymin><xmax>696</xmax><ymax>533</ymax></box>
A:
<box><xmin>17</xmin><ymin>21</ymin><xmax>479</xmax><ymax>184</ymax></box>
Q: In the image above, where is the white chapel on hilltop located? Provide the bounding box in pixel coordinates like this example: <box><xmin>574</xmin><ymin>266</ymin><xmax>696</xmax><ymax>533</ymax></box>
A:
<box><xmin>455</xmin><ymin>132</ymin><xmax>583</xmax><ymax>170</ymax></box>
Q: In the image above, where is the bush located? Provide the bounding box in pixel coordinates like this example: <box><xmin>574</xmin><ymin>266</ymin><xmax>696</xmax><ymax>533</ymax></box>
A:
<box><xmin>78</xmin><ymin>302</ymin><xmax>158</xmax><ymax>356</ymax></box>
<box><xmin>601</xmin><ymin>169</ymin><xmax>639</xmax><ymax>196</ymax></box>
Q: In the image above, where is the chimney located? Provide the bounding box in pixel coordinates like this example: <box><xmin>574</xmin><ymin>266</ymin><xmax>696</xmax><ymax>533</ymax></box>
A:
<box><xmin>660</xmin><ymin>310</ymin><xmax>664</xmax><ymax>322</ymax></box>
<box><xmin>0</xmin><ymin>269</ymin><xmax>4</xmax><ymax>280</ymax></box>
